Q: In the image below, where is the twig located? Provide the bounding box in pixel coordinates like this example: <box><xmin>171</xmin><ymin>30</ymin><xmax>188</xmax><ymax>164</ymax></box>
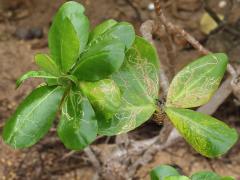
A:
<box><xmin>127</xmin><ymin>1</ymin><xmax>240</xmax><ymax>177</ymax></box>
<box><xmin>124</xmin><ymin>0</ymin><xmax>142</xmax><ymax>21</ymax></box>
<box><xmin>203</xmin><ymin>0</ymin><xmax>240</xmax><ymax>38</ymax></box>
<box><xmin>61</xmin><ymin>150</ymin><xmax>76</xmax><ymax>160</ymax></box>
<box><xmin>197</xmin><ymin>76</ymin><xmax>232</xmax><ymax>115</ymax></box>
<box><xmin>153</xmin><ymin>0</ymin><xmax>239</xmax><ymax>86</ymax></box>
<box><xmin>155</xmin><ymin>23</ymin><xmax>176</xmax><ymax>78</ymax></box>
<box><xmin>203</xmin><ymin>2</ymin><xmax>222</xmax><ymax>24</ymax></box>
<box><xmin>84</xmin><ymin>147</ymin><xmax>101</xmax><ymax>173</ymax></box>
<box><xmin>128</xmin><ymin>129</ymin><xmax>180</xmax><ymax>177</ymax></box>
<box><xmin>153</xmin><ymin>0</ymin><xmax>210</xmax><ymax>55</ymax></box>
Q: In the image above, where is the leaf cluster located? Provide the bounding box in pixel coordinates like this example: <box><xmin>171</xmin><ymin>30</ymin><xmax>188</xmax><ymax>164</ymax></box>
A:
<box><xmin>150</xmin><ymin>165</ymin><xmax>235</xmax><ymax>180</ymax></box>
<box><xmin>2</xmin><ymin>1</ymin><xmax>238</xmax><ymax>158</ymax></box>
<box><xmin>2</xmin><ymin>1</ymin><xmax>160</xmax><ymax>150</ymax></box>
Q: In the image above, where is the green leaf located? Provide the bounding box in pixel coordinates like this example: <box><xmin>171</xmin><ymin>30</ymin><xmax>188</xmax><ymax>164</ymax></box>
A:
<box><xmin>57</xmin><ymin>89</ymin><xmax>98</xmax><ymax>150</ymax></box>
<box><xmin>80</xmin><ymin>79</ymin><xmax>121</xmax><ymax>120</ymax></box>
<box><xmin>98</xmin><ymin>36</ymin><xmax>160</xmax><ymax>135</ymax></box>
<box><xmin>150</xmin><ymin>165</ymin><xmax>180</xmax><ymax>180</ymax></box>
<box><xmin>166</xmin><ymin>53</ymin><xmax>228</xmax><ymax>108</ymax></box>
<box><xmin>49</xmin><ymin>17</ymin><xmax>80</xmax><ymax>73</ymax></box>
<box><xmin>165</xmin><ymin>107</ymin><xmax>238</xmax><ymax>157</ymax></box>
<box><xmin>49</xmin><ymin>1</ymin><xmax>89</xmax><ymax>72</ymax></box>
<box><xmin>60</xmin><ymin>75</ymin><xmax>79</xmax><ymax>86</ymax></box>
<box><xmin>221</xmin><ymin>177</ymin><xmax>236</xmax><ymax>180</ymax></box>
<box><xmin>103</xmin><ymin>22</ymin><xmax>135</xmax><ymax>49</ymax></box>
<box><xmin>191</xmin><ymin>171</ymin><xmax>221</xmax><ymax>180</ymax></box>
<box><xmin>73</xmin><ymin>37</ymin><xmax>125</xmax><ymax>81</ymax></box>
<box><xmin>3</xmin><ymin>86</ymin><xmax>64</xmax><ymax>148</ymax></box>
<box><xmin>89</xmin><ymin>20</ymin><xmax>135</xmax><ymax>49</ymax></box>
<box><xmin>43</xmin><ymin>74</ymin><xmax>79</xmax><ymax>87</ymax></box>
<box><xmin>89</xmin><ymin>19</ymin><xmax>117</xmax><ymax>42</ymax></box>
<box><xmin>164</xmin><ymin>176</ymin><xmax>190</xmax><ymax>180</ymax></box>
<box><xmin>35</xmin><ymin>54</ymin><xmax>61</xmax><ymax>76</ymax></box>
<box><xmin>16</xmin><ymin>71</ymin><xmax>58</xmax><ymax>88</ymax></box>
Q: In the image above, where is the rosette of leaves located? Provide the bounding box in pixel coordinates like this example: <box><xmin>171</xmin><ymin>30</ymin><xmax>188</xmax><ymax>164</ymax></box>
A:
<box><xmin>2</xmin><ymin>1</ymin><xmax>238</xmax><ymax>158</ymax></box>
<box><xmin>150</xmin><ymin>165</ymin><xmax>236</xmax><ymax>180</ymax></box>
<box><xmin>2</xmin><ymin>1</ymin><xmax>160</xmax><ymax>150</ymax></box>
<box><xmin>163</xmin><ymin>53</ymin><xmax>238</xmax><ymax>157</ymax></box>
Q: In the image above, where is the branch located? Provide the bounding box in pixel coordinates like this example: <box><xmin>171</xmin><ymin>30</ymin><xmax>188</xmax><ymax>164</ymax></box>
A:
<box><xmin>126</xmin><ymin>1</ymin><xmax>240</xmax><ymax>177</ymax></box>
<box><xmin>153</xmin><ymin>0</ymin><xmax>210</xmax><ymax>55</ymax></box>
<box><xmin>153</xmin><ymin>0</ymin><xmax>240</xmax><ymax>101</ymax></box>
<box><xmin>123</xmin><ymin>0</ymin><xmax>142</xmax><ymax>21</ymax></box>
<box><xmin>84</xmin><ymin>147</ymin><xmax>101</xmax><ymax>175</ymax></box>
<box><xmin>197</xmin><ymin>76</ymin><xmax>232</xmax><ymax>115</ymax></box>
<box><xmin>128</xmin><ymin>129</ymin><xmax>180</xmax><ymax>177</ymax></box>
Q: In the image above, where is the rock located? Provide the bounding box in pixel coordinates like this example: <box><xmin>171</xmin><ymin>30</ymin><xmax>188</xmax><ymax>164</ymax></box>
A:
<box><xmin>14</xmin><ymin>27</ymin><xmax>43</xmax><ymax>40</ymax></box>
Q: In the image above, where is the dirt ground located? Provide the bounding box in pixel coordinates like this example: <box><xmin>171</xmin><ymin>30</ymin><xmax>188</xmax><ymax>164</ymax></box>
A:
<box><xmin>0</xmin><ymin>0</ymin><xmax>240</xmax><ymax>179</ymax></box>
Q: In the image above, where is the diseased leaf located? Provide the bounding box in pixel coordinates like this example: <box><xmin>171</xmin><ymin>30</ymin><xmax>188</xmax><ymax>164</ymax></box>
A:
<box><xmin>191</xmin><ymin>171</ymin><xmax>221</xmax><ymax>180</ymax></box>
<box><xmin>150</xmin><ymin>165</ymin><xmax>180</xmax><ymax>180</ymax></box>
<box><xmin>3</xmin><ymin>86</ymin><xmax>64</xmax><ymax>148</ymax></box>
<box><xmin>98</xmin><ymin>36</ymin><xmax>160</xmax><ymax>135</ymax></box>
<box><xmin>73</xmin><ymin>37</ymin><xmax>125</xmax><ymax>81</ymax></box>
<box><xmin>16</xmin><ymin>71</ymin><xmax>58</xmax><ymax>88</ymax></box>
<box><xmin>221</xmin><ymin>177</ymin><xmax>236</xmax><ymax>180</ymax></box>
<box><xmin>104</xmin><ymin>22</ymin><xmax>135</xmax><ymax>49</ymax></box>
<box><xmin>165</xmin><ymin>107</ymin><xmax>238</xmax><ymax>158</ymax></box>
<box><xmin>164</xmin><ymin>176</ymin><xmax>190</xmax><ymax>180</ymax></box>
<box><xmin>49</xmin><ymin>1</ymin><xmax>89</xmax><ymax>72</ymax></box>
<box><xmin>80</xmin><ymin>79</ymin><xmax>121</xmax><ymax>120</ymax></box>
<box><xmin>35</xmin><ymin>54</ymin><xmax>61</xmax><ymax>76</ymax></box>
<box><xmin>89</xmin><ymin>20</ymin><xmax>135</xmax><ymax>49</ymax></box>
<box><xmin>57</xmin><ymin>89</ymin><xmax>97</xmax><ymax>150</ymax></box>
<box><xmin>166</xmin><ymin>53</ymin><xmax>228</xmax><ymax>108</ymax></box>
<box><xmin>89</xmin><ymin>19</ymin><xmax>117</xmax><ymax>42</ymax></box>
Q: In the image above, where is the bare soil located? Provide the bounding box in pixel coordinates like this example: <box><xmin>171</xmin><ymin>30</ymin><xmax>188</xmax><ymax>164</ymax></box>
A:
<box><xmin>0</xmin><ymin>0</ymin><xmax>240</xmax><ymax>179</ymax></box>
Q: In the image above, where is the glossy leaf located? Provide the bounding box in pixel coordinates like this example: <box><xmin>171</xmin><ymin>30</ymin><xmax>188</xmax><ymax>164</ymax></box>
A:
<box><xmin>98</xmin><ymin>36</ymin><xmax>160</xmax><ymax>135</ymax></box>
<box><xmin>3</xmin><ymin>86</ymin><xmax>64</xmax><ymax>148</ymax></box>
<box><xmin>16</xmin><ymin>71</ymin><xmax>58</xmax><ymax>88</ymax></box>
<box><xmin>191</xmin><ymin>171</ymin><xmax>221</xmax><ymax>180</ymax></box>
<box><xmin>165</xmin><ymin>107</ymin><xmax>238</xmax><ymax>157</ymax></box>
<box><xmin>80</xmin><ymin>79</ymin><xmax>121</xmax><ymax>120</ymax></box>
<box><xmin>150</xmin><ymin>165</ymin><xmax>180</xmax><ymax>180</ymax></box>
<box><xmin>103</xmin><ymin>22</ymin><xmax>135</xmax><ymax>49</ymax></box>
<box><xmin>164</xmin><ymin>176</ymin><xmax>190</xmax><ymax>180</ymax></box>
<box><xmin>43</xmin><ymin>74</ymin><xmax>79</xmax><ymax>87</ymax></box>
<box><xmin>73</xmin><ymin>37</ymin><xmax>125</xmax><ymax>81</ymax></box>
<box><xmin>221</xmin><ymin>177</ymin><xmax>236</xmax><ymax>180</ymax></box>
<box><xmin>166</xmin><ymin>53</ymin><xmax>228</xmax><ymax>108</ymax></box>
<box><xmin>35</xmin><ymin>54</ymin><xmax>61</xmax><ymax>76</ymax></box>
<box><xmin>49</xmin><ymin>17</ymin><xmax>80</xmax><ymax>72</ymax></box>
<box><xmin>57</xmin><ymin>89</ymin><xmax>98</xmax><ymax>150</ymax></box>
<box><xmin>49</xmin><ymin>1</ymin><xmax>89</xmax><ymax>72</ymax></box>
<box><xmin>89</xmin><ymin>20</ymin><xmax>135</xmax><ymax>49</ymax></box>
<box><xmin>60</xmin><ymin>75</ymin><xmax>79</xmax><ymax>86</ymax></box>
<box><xmin>89</xmin><ymin>19</ymin><xmax>117</xmax><ymax>42</ymax></box>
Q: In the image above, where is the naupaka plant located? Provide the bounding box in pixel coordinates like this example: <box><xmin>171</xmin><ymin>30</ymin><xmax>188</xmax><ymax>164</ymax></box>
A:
<box><xmin>2</xmin><ymin>1</ymin><xmax>238</xmax><ymax>158</ymax></box>
<box><xmin>150</xmin><ymin>165</ymin><xmax>236</xmax><ymax>180</ymax></box>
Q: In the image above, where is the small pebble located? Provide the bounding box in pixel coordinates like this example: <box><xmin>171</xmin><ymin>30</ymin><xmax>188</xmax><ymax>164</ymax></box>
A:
<box><xmin>30</xmin><ymin>27</ymin><xmax>44</xmax><ymax>39</ymax></box>
<box><xmin>148</xmin><ymin>3</ymin><xmax>155</xmax><ymax>11</ymax></box>
<box><xmin>15</xmin><ymin>27</ymin><xmax>43</xmax><ymax>40</ymax></box>
<box><xmin>219</xmin><ymin>0</ymin><xmax>227</xmax><ymax>8</ymax></box>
